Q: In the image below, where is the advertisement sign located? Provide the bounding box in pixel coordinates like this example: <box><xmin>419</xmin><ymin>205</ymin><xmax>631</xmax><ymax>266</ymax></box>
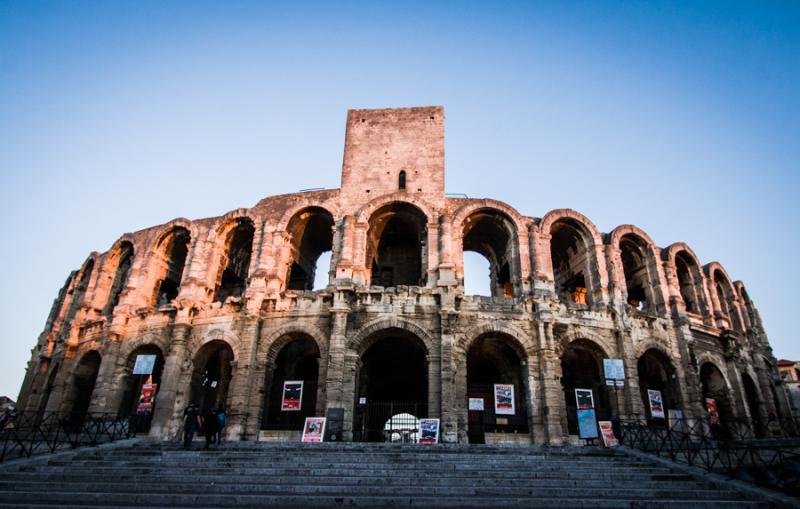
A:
<box><xmin>468</xmin><ymin>398</ymin><xmax>485</xmax><ymax>411</ymax></box>
<box><xmin>494</xmin><ymin>384</ymin><xmax>515</xmax><ymax>415</ymax></box>
<box><xmin>132</xmin><ymin>354</ymin><xmax>156</xmax><ymax>375</ymax></box>
<box><xmin>668</xmin><ymin>409</ymin><xmax>684</xmax><ymax>431</ymax></box>
<box><xmin>281</xmin><ymin>381</ymin><xmax>304</xmax><ymax>411</ymax></box>
<box><xmin>706</xmin><ymin>398</ymin><xmax>720</xmax><ymax>425</ymax></box>
<box><xmin>598</xmin><ymin>421</ymin><xmax>619</xmax><ymax>447</ymax></box>
<box><xmin>418</xmin><ymin>418</ymin><xmax>440</xmax><ymax>444</ymax></box>
<box><xmin>301</xmin><ymin>417</ymin><xmax>326</xmax><ymax>443</ymax></box>
<box><xmin>603</xmin><ymin>359</ymin><xmax>625</xmax><ymax>381</ymax></box>
<box><xmin>648</xmin><ymin>389</ymin><xmax>665</xmax><ymax>419</ymax></box>
<box><xmin>575</xmin><ymin>388</ymin><xmax>594</xmax><ymax>410</ymax></box>
<box><xmin>577</xmin><ymin>409</ymin><xmax>599</xmax><ymax>439</ymax></box>
<box><xmin>136</xmin><ymin>383</ymin><xmax>157</xmax><ymax>413</ymax></box>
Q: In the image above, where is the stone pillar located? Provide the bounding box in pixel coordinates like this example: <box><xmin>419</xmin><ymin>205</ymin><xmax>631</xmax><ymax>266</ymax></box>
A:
<box><xmin>225</xmin><ymin>318</ymin><xmax>262</xmax><ymax>440</ymax></box>
<box><xmin>150</xmin><ymin>323</ymin><xmax>191</xmax><ymax>439</ymax></box>
<box><xmin>536</xmin><ymin>322</ymin><xmax>565</xmax><ymax>445</ymax></box>
<box><xmin>323</xmin><ymin>294</ymin><xmax>351</xmax><ymax>435</ymax></box>
<box><xmin>426</xmin><ymin>221</ymin><xmax>440</xmax><ymax>286</ymax></box>
<box><xmin>438</xmin><ymin>310</ymin><xmax>458</xmax><ymax>442</ymax></box>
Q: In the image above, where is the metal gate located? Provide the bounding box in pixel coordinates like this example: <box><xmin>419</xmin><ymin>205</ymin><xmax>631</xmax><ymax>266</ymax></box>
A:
<box><xmin>353</xmin><ymin>401</ymin><xmax>427</xmax><ymax>442</ymax></box>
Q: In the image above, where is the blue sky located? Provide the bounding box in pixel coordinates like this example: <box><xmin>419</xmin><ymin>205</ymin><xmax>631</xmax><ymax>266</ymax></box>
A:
<box><xmin>0</xmin><ymin>1</ymin><xmax>798</xmax><ymax>398</ymax></box>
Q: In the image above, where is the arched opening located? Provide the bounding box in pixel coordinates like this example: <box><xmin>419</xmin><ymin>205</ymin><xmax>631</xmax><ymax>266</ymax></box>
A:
<box><xmin>560</xmin><ymin>341</ymin><xmax>612</xmax><ymax>435</ymax></box>
<box><xmin>741</xmin><ymin>373</ymin><xmax>766</xmax><ymax>438</ymax></box>
<box><xmin>189</xmin><ymin>341</ymin><xmax>234</xmax><ymax>415</ymax></box>
<box><xmin>398</xmin><ymin>170</ymin><xmax>406</xmax><ymax>190</ymax></box>
<box><xmin>462</xmin><ymin>210</ymin><xmax>518</xmax><ymax>299</ymax></box>
<box><xmin>675</xmin><ymin>252</ymin><xmax>702</xmax><ymax>314</ymax></box>
<box><xmin>153</xmin><ymin>227</ymin><xmax>190</xmax><ymax>306</ymax></box>
<box><xmin>117</xmin><ymin>345</ymin><xmax>165</xmax><ymax>429</ymax></box>
<box><xmin>739</xmin><ymin>287</ymin><xmax>757</xmax><ymax>330</ymax></box>
<box><xmin>700</xmin><ymin>362</ymin><xmax>735</xmax><ymax>439</ymax></box>
<box><xmin>214</xmin><ymin>220</ymin><xmax>255</xmax><ymax>302</ymax></box>
<box><xmin>261</xmin><ymin>336</ymin><xmax>321</xmax><ymax>431</ymax></box>
<box><xmin>65</xmin><ymin>351</ymin><xmax>101</xmax><ymax>427</ymax></box>
<box><xmin>550</xmin><ymin>219</ymin><xmax>593</xmax><ymax>305</ymax></box>
<box><xmin>636</xmin><ymin>349</ymin><xmax>681</xmax><ymax>421</ymax></box>
<box><xmin>103</xmin><ymin>242</ymin><xmax>134</xmax><ymax>318</ymax></box>
<box><xmin>367</xmin><ymin>203</ymin><xmax>427</xmax><ymax>287</ymax></box>
<box><xmin>619</xmin><ymin>235</ymin><xmax>653</xmax><ymax>312</ymax></box>
<box><xmin>354</xmin><ymin>331</ymin><xmax>428</xmax><ymax>442</ymax></box>
<box><xmin>286</xmin><ymin>208</ymin><xmax>334</xmax><ymax>291</ymax></box>
<box><xmin>466</xmin><ymin>335</ymin><xmax>530</xmax><ymax>443</ymax></box>
<box><xmin>60</xmin><ymin>260</ymin><xmax>94</xmax><ymax>340</ymax></box>
<box><xmin>713</xmin><ymin>270</ymin><xmax>743</xmax><ymax>332</ymax></box>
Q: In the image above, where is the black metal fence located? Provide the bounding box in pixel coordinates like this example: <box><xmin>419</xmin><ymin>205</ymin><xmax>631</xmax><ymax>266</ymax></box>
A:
<box><xmin>0</xmin><ymin>411</ymin><xmax>135</xmax><ymax>463</ymax></box>
<box><xmin>353</xmin><ymin>401</ymin><xmax>427</xmax><ymax>442</ymax></box>
<box><xmin>620</xmin><ymin>417</ymin><xmax>800</xmax><ymax>496</ymax></box>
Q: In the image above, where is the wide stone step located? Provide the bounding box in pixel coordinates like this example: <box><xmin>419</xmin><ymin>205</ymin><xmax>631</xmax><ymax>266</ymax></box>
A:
<box><xmin>0</xmin><ymin>492</ymin><xmax>770</xmax><ymax>509</ymax></box>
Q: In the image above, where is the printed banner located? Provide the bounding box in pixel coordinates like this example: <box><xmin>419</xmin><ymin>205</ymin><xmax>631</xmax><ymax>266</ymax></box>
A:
<box><xmin>648</xmin><ymin>389</ymin><xmax>665</xmax><ymax>419</ymax></box>
<box><xmin>136</xmin><ymin>383</ymin><xmax>157</xmax><ymax>413</ymax></box>
<box><xmin>598</xmin><ymin>421</ymin><xmax>619</xmax><ymax>447</ymax></box>
<box><xmin>603</xmin><ymin>359</ymin><xmax>625</xmax><ymax>381</ymax></box>
<box><xmin>281</xmin><ymin>381</ymin><xmax>304</xmax><ymax>411</ymax></box>
<box><xmin>706</xmin><ymin>398</ymin><xmax>720</xmax><ymax>425</ymax></box>
<box><xmin>668</xmin><ymin>409</ymin><xmax>684</xmax><ymax>431</ymax></box>
<box><xmin>418</xmin><ymin>418</ymin><xmax>440</xmax><ymax>444</ymax></box>
<box><xmin>301</xmin><ymin>417</ymin><xmax>326</xmax><ymax>443</ymax></box>
<box><xmin>494</xmin><ymin>384</ymin><xmax>515</xmax><ymax>415</ymax></box>
<box><xmin>577</xmin><ymin>408</ymin><xmax>599</xmax><ymax>439</ymax></box>
<box><xmin>468</xmin><ymin>398</ymin><xmax>485</xmax><ymax>411</ymax></box>
<box><xmin>575</xmin><ymin>388</ymin><xmax>594</xmax><ymax>410</ymax></box>
<box><xmin>132</xmin><ymin>354</ymin><xmax>157</xmax><ymax>375</ymax></box>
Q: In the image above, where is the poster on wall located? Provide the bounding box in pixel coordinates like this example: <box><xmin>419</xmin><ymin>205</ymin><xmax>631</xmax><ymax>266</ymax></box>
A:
<box><xmin>418</xmin><ymin>418</ymin><xmax>440</xmax><ymax>444</ymax></box>
<box><xmin>301</xmin><ymin>417</ymin><xmax>326</xmax><ymax>443</ymax></box>
<box><xmin>281</xmin><ymin>381</ymin><xmax>304</xmax><ymax>411</ymax></box>
<box><xmin>468</xmin><ymin>398</ymin><xmax>485</xmax><ymax>411</ymax></box>
<box><xmin>575</xmin><ymin>388</ymin><xmax>594</xmax><ymax>410</ymax></box>
<box><xmin>577</xmin><ymin>409</ymin><xmax>599</xmax><ymax>439</ymax></box>
<box><xmin>494</xmin><ymin>384</ymin><xmax>515</xmax><ymax>415</ymax></box>
<box><xmin>136</xmin><ymin>383</ymin><xmax>157</xmax><ymax>413</ymax></box>
<box><xmin>706</xmin><ymin>398</ymin><xmax>720</xmax><ymax>425</ymax></box>
<box><xmin>648</xmin><ymin>389</ymin><xmax>665</xmax><ymax>419</ymax></box>
<box><xmin>598</xmin><ymin>421</ymin><xmax>619</xmax><ymax>447</ymax></box>
<box><xmin>132</xmin><ymin>355</ymin><xmax>156</xmax><ymax>375</ymax></box>
<box><xmin>603</xmin><ymin>359</ymin><xmax>625</xmax><ymax>383</ymax></box>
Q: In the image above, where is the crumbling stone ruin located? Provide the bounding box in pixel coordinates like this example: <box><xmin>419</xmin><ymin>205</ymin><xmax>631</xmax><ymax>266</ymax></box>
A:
<box><xmin>15</xmin><ymin>106</ymin><xmax>792</xmax><ymax>444</ymax></box>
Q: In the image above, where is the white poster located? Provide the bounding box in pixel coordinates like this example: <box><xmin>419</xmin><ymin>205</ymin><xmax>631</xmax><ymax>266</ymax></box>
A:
<box><xmin>603</xmin><ymin>359</ymin><xmax>625</xmax><ymax>381</ymax></box>
<box><xmin>132</xmin><ymin>354</ymin><xmax>156</xmax><ymax>375</ymax></box>
<box><xmin>493</xmin><ymin>384</ymin><xmax>515</xmax><ymax>415</ymax></box>
<box><xmin>468</xmin><ymin>398</ymin><xmax>485</xmax><ymax>411</ymax></box>
<box><xmin>648</xmin><ymin>389</ymin><xmax>665</xmax><ymax>419</ymax></box>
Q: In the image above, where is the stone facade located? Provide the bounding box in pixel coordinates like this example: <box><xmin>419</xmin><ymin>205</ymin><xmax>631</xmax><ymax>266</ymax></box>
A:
<box><xmin>15</xmin><ymin>106</ymin><xmax>793</xmax><ymax>444</ymax></box>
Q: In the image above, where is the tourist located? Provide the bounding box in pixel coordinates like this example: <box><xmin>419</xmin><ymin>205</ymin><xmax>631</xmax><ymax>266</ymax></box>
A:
<box><xmin>215</xmin><ymin>404</ymin><xmax>227</xmax><ymax>445</ymax></box>
<box><xmin>182</xmin><ymin>402</ymin><xmax>199</xmax><ymax>449</ymax></box>
<box><xmin>203</xmin><ymin>406</ymin><xmax>219</xmax><ymax>449</ymax></box>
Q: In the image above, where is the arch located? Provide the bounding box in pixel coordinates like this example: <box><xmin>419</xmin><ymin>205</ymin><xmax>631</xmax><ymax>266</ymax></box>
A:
<box><xmin>211</xmin><ymin>217</ymin><xmax>256</xmax><ymax>302</ymax></box>
<box><xmin>101</xmin><ymin>240</ymin><xmax>135</xmax><ymax>318</ymax></box>
<box><xmin>457</xmin><ymin>206</ymin><xmax>523</xmax><ymax>298</ymax></box>
<box><xmin>734</xmin><ymin>281</ymin><xmax>757</xmax><ymax>331</ymax></box>
<box><xmin>560</xmin><ymin>338</ymin><xmax>612</xmax><ymax>435</ymax></box>
<box><xmin>354</xmin><ymin>194</ymin><xmax>435</xmax><ymax>225</ymax></box>
<box><xmin>149</xmin><ymin>225</ymin><xmax>191</xmax><ymax>307</ymax></box>
<box><xmin>365</xmin><ymin>202</ymin><xmax>428</xmax><ymax>287</ymax></box>
<box><xmin>398</xmin><ymin>170</ymin><xmax>406</xmax><ymax>190</ymax></box>
<box><xmin>608</xmin><ymin>226</ymin><xmax>666</xmax><ymax>314</ymax></box>
<box><xmin>699</xmin><ymin>360</ymin><xmax>736</xmax><ymax>438</ymax></box>
<box><xmin>636</xmin><ymin>348</ymin><xmax>682</xmax><ymax>420</ymax></box>
<box><xmin>64</xmin><ymin>350</ymin><xmax>102</xmax><ymax>427</ymax></box>
<box><xmin>540</xmin><ymin>209</ymin><xmax>604</xmax><ymax>306</ymax></box>
<box><xmin>189</xmin><ymin>339</ymin><xmax>235</xmax><ymax>414</ymax></box>
<box><xmin>663</xmin><ymin>243</ymin><xmax>708</xmax><ymax>317</ymax></box>
<box><xmin>116</xmin><ymin>344</ymin><xmax>165</xmax><ymax>430</ymax></box>
<box><xmin>457</xmin><ymin>321</ymin><xmax>535</xmax><ymax>355</ymax></box>
<box><xmin>58</xmin><ymin>257</ymin><xmax>96</xmax><ymax>341</ymax></box>
<box><xmin>348</xmin><ymin>316</ymin><xmax>435</xmax><ymax>356</ymax></box>
<box><xmin>189</xmin><ymin>328</ymin><xmax>241</xmax><ymax>363</ymax></box>
<box><xmin>741</xmin><ymin>371</ymin><xmax>766</xmax><ymax>438</ymax></box>
<box><xmin>283</xmin><ymin>207</ymin><xmax>335</xmax><ymax>291</ymax></box>
<box><xmin>705</xmin><ymin>262</ymin><xmax>744</xmax><ymax>332</ymax></box>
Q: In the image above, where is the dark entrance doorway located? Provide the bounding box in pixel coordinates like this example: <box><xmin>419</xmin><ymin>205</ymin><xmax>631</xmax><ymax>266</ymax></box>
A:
<box><xmin>466</xmin><ymin>334</ymin><xmax>529</xmax><ymax>443</ymax></box>
<box><xmin>561</xmin><ymin>341</ymin><xmax>611</xmax><ymax>435</ymax></box>
<box><xmin>741</xmin><ymin>373</ymin><xmax>766</xmax><ymax>438</ymax></box>
<box><xmin>262</xmin><ymin>336</ymin><xmax>320</xmax><ymax>431</ymax></box>
<box><xmin>637</xmin><ymin>349</ymin><xmax>681</xmax><ymax>422</ymax></box>
<box><xmin>65</xmin><ymin>351</ymin><xmax>102</xmax><ymax>428</ymax></box>
<box><xmin>354</xmin><ymin>332</ymin><xmax>428</xmax><ymax>442</ymax></box>
<box><xmin>190</xmin><ymin>341</ymin><xmax>234</xmax><ymax>414</ymax></box>
<box><xmin>118</xmin><ymin>345</ymin><xmax>165</xmax><ymax>431</ymax></box>
<box><xmin>700</xmin><ymin>362</ymin><xmax>735</xmax><ymax>439</ymax></box>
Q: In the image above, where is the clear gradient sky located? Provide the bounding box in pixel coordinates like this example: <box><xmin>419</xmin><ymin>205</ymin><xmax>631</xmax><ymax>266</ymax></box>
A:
<box><xmin>1</xmin><ymin>1</ymin><xmax>798</xmax><ymax>399</ymax></box>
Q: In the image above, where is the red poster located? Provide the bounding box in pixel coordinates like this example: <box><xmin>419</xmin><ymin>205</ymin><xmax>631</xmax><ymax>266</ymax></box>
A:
<box><xmin>598</xmin><ymin>421</ymin><xmax>619</xmax><ymax>447</ymax></box>
<box><xmin>281</xmin><ymin>381</ymin><xmax>304</xmax><ymax>411</ymax></box>
<box><xmin>137</xmin><ymin>383</ymin><xmax>157</xmax><ymax>413</ymax></box>
<box><xmin>706</xmin><ymin>398</ymin><xmax>720</xmax><ymax>425</ymax></box>
<box><xmin>301</xmin><ymin>417</ymin><xmax>326</xmax><ymax>443</ymax></box>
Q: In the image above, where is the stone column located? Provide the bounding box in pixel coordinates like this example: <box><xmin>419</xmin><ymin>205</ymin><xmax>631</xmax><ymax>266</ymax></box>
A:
<box><xmin>536</xmin><ymin>322</ymin><xmax>565</xmax><ymax>445</ymax></box>
<box><xmin>150</xmin><ymin>323</ymin><xmax>191</xmax><ymax>439</ymax></box>
<box><xmin>438</xmin><ymin>310</ymin><xmax>459</xmax><ymax>442</ymax></box>
<box><xmin>323</xmin><ymin>294</ymin><xmax>351</xmax><ymax>435</ymax></box>
<box><xmin>225</xmin><ymin>317</ymin><xmax>262</xmax><ymax>440</ymax></box>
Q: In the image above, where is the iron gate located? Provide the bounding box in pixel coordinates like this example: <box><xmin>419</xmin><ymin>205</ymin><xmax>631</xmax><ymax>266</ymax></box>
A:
<box><xmin>353</xmin><ymin>401</ymin><xmax>427</xmax><ymax>442</ymax></box>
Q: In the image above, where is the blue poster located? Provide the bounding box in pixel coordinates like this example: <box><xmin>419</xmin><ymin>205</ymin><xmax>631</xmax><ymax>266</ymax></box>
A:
<box><xmin>577</xmin><ymin>408</ymin><xmax>598</xmax><ymax>439</ymax></box>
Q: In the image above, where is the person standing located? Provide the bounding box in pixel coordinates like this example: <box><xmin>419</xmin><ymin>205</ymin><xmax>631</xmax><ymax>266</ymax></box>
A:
<box><xmin>214</xmin><ymin>404</ymin><xmax>227</xmax><ymax>445</ymax></box>
<box><xmin>183</xmin><ymin>402</ymin><xmax>200</xmax><ymax>449</ymax></box>
<box><xmin>203</xmin><ymin>406</ymin><xmax>219</xmax><ymax>449</ymax></box>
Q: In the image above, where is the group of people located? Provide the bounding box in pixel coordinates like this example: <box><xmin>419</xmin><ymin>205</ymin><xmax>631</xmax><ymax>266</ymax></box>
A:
<box><xmin>182</xmin><ymin>402</ymin><xmax>227</xmax><ymax>449</ymax></box>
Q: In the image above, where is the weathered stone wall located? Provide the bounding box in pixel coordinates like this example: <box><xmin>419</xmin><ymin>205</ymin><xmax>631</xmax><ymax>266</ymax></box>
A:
<box><xmin>16</xmin><ymin>106</ymin><xmax>792</xmax><ymax>444</ymax></box>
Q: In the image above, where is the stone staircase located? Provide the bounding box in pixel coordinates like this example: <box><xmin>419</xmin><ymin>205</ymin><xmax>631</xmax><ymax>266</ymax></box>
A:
<box><xmin>0</xmin><ymin>440</ymin><xmax>772</xmax><ymax>508</ymax></box>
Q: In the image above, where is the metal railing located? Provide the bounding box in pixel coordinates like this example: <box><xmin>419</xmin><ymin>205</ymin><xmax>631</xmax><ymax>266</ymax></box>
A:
<box><xmin>619</xmin><ymin>417</ymin><xmax>800</xmax><ymax>496</ymax></box>
<box><xmin>0</xmin><ymin>411</ymin><xmax>136</xmax><ymax>463</ymax></box>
